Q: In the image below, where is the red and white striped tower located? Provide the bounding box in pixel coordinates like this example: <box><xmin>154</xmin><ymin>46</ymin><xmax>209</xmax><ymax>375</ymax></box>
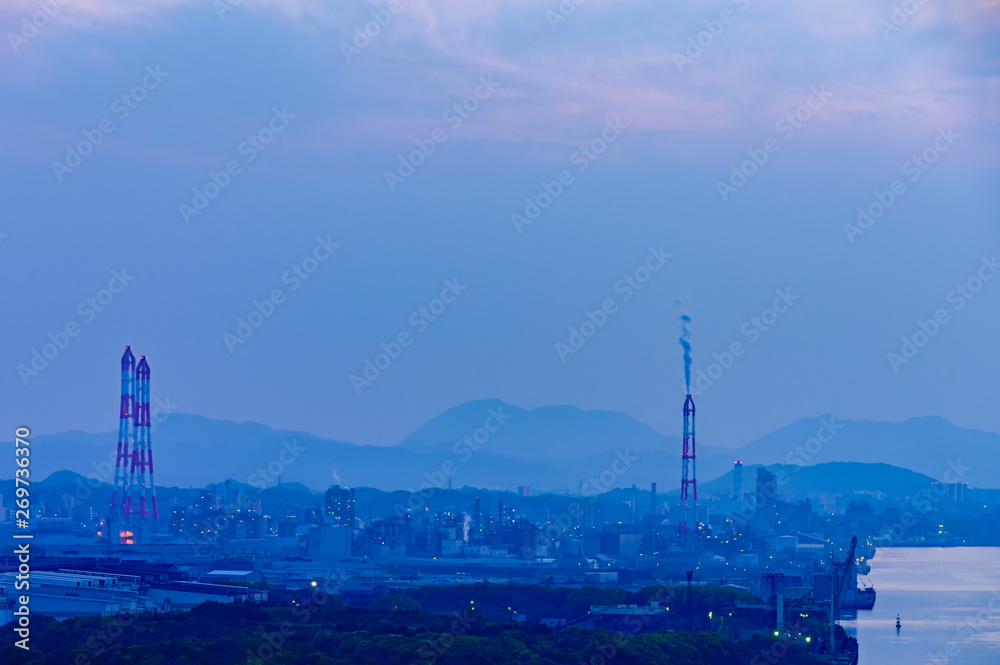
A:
<box><xmin>111</xmin><ymin>346</ymin><xmax>135</xmax><ymax>519</ymax></box>
<box><xmin>128</xmin><ymin>356</ymin><xmax>159</xmax><ymax>521</ymax></box>
<box><xmin>679</xmin><ymin>393</ymin><xmax>698</xmax><ymax>545</ymax></box>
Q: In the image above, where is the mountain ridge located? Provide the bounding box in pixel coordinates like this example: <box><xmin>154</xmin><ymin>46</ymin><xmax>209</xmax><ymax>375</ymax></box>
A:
<box><xmin>5</xmin><ymin>402</ymin><xmax>998</xmax><ymax>490</ymax></box>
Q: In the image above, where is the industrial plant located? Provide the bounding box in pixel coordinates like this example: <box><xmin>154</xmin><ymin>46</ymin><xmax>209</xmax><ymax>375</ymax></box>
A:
<box><xmin>3</xmin><ymin>341</ymin><xmax>998</xmax><ymax>665</ymax></box>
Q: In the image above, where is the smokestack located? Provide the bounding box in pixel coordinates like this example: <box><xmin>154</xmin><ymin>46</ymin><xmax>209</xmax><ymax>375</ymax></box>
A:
<box><xmin>650</xmin><ymin>482</ymin><xmax>657</xmax><ymax>515</ymax></box>
<box><xmin>680</xmin><ymin>393</ymin><xmax>697</xmax><ymax>543</ymax></box>
<box><xmin>734</xmin><ymin>460</ymin><xmax>743</xmax><ymax>501</ymax></box>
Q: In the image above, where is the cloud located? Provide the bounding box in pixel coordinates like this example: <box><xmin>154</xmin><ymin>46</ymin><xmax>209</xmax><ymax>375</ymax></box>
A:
<box><xmin>2</xmin><ymin>0</ymin><xmax>997</xmax><ymax>155</ymax></box>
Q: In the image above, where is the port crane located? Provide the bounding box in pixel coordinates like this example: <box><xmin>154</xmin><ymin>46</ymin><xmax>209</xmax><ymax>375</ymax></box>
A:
<box><xmin>831</xmin><ymin>536</ymin><xmax>857</xmax><ymax>621</ymax></box>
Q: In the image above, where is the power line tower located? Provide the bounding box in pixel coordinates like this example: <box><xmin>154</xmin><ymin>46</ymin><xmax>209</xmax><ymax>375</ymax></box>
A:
<box><xmin>109</xmin><ymin>348</ymin><xmax>159</xmax><ymax>544</ymax></box>
<box><xmin>127</xmin><ymin>355</ymin><xmax>159</xmax><ymax>523</ymax></box>
<box><xmin>763</xmin><ymin>573</ymin><xmax>785</xmax><ymax>633</ymax></box>
<box><xmin>111</xmin><ymin>347</ymin><xmax>135</xmax><ymax>520</ymax></box>
<box><xmin>109</xmin><ymin>347</ymin><xmax>135</xmax><ymax>545</ymax></box>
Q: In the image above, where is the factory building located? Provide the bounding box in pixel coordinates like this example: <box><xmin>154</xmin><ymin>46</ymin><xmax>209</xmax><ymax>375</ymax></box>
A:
<box><xmin>325</xmin><ymin>485</ymin><xmax>356</xmax><ymax>528</ymax></box>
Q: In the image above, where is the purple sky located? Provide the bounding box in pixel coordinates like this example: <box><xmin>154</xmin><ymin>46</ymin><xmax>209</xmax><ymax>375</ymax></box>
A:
<box><xmin>1</xmin><ymin>0</ymin><xmax>998</xmax><ymax>450</ymax></box>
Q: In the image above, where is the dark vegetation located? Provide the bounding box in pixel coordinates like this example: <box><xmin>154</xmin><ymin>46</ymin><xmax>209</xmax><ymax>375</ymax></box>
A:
<box><xmin>1</xmin><ymin>585</ymin><xmax>823</xmax><ymax>665</ymax></box>
<box><xmin>398</xmin><ymin>583</ymin><xmax>757</xmax><ymax>622</ymax></box>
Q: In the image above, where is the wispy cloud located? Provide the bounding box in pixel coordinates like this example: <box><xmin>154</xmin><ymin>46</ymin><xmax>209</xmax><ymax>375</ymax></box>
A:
<box><xmin>3</xmin><ymin>0</ymin><xmax>997</xmax><ymax>154</ymax></box>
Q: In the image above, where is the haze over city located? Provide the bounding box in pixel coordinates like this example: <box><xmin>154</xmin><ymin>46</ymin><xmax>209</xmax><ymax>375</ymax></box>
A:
<box><xmin>2</xmin><ymin>0</ymin><xmax>998</xmax><ymax>450</ymax></box>
<box><xmin>1</xmin><ymin>1</ymin><xmax>998</xmax><ymax>664</ymax></box>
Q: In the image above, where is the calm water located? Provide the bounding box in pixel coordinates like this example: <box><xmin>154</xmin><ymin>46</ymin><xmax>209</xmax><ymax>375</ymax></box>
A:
<box><xmin>841</xmin><ymin>547</ymin><xmax>1000</xmax><ymax>664</ymax></box>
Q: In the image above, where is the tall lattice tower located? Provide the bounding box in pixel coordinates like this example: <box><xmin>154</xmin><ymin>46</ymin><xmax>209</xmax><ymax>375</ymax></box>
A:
<box><xmin>126</xmin><ymin>356</ymin><xmax>159</xmax><ymax>522</ymax></box>
<box><xmin>110</xmin><ymin>347</ymin><xmax>135</xmax><ymax>519</ymax></box>
<box><xmin>679</xmin><ymin>393</ymin><xmax>698</xmax><ymax>543</ymax></box>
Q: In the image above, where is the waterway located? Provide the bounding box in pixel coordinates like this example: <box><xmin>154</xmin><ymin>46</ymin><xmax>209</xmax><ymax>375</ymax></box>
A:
<box><xmin>841</xmin><ymin>547</ymin><xmax>1000</xmax><ymax>664</ymax></box>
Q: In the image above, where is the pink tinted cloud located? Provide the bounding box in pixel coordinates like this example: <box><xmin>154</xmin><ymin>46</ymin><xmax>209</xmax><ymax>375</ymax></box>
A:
<box><xmin>3</xmin><ymin>0</ymin><xmax>996</xmax><ymax>151</ymax></box>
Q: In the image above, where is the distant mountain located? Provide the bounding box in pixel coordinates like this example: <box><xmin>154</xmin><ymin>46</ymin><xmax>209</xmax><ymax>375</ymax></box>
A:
<box><xmin>7</xmin><ymin>402</ymin><xmax>696</xmax><ymax>494</ymax></box>
<box><xmin>0</xmin><ymin>462</ymin><xmax>946</xmax><ymax>533</ymax></box>
<box><xmin>12</xmin><ymin>414</ymin><xmax>435</xmax><ymax>494</ymax></box>
<box><xmin>4</xmin><ymin>403</ymin><xmax>998</xmax><ymax>492</ymax></box>
<box><xmin>696</xmin><ymin>461</ymin><xmax>938</xmax><ymax>499</ymax></box>
<box><xmin>0</xmin><ymin>471</ymin><xmax>320</xmax><ymax>522</ymax></box>
<box><xmin>729</xmin><ymin>415</ymin><xmax>1000</xmax><ymax>489</ymax></box>
<box><xmin>398</xmin><ymin>399</ymin><xmax>681</xmax><ymax>461</ymax></box>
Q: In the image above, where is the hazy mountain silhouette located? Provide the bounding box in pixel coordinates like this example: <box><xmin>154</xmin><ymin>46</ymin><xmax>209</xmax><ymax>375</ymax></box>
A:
<box><xmin>6</xmin><ymin>403</ymin><xmax>998</xmax><ymax>491</ymax></box>
<box><xmin>696</xmin><ymin>461</ymin><xmax>939</xmax><ymax>499</ymax></box>
<box><xmin>729</xmin><ymin>415</ymin><xmax>999</xmax><ymax>488</ymax></box>
<box><xmin>398</xmin><ymin>399</ymin><xmax>682</xmax><ymax>460</ymax></box>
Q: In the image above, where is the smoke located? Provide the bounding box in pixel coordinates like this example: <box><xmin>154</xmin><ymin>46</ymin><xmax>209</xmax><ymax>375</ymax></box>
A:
<box><xmin>678</xmin><ymin>313</ymin><xmax>693</xmax><ymax>393</ymax></box>
<box><xmin>331</xmin><ymin>468</ymin><xmax>341</xmax><ymax>485</ymax></box>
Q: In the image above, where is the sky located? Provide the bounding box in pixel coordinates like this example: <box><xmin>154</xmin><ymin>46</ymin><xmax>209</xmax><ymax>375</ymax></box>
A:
<box><xmin>1</xmin><ymin>0</ymin><xmax>998</xmax><ymax>450</ymax></box>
